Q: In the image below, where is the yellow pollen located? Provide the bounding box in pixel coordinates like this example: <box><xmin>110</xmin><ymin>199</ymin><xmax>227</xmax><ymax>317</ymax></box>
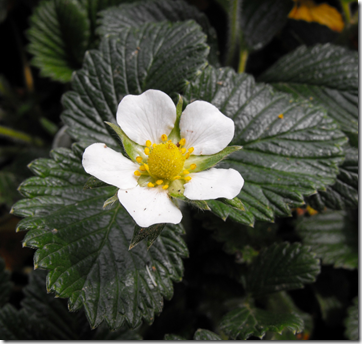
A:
<box><xmin>179</xmin><ymin>138</ymin><xmax>186</xmax><ymax>146</ymax></box>
<box><xmin>156</xmin><ymin>180</ymin><xmax>163</xmax><ymax>185</ymax></box>
<box><xmin>188</xmin><ymin>147</ymin><xmax>194</xmax><ymax>153</ymax></box>
<box><xmin>190</xmin><ymin>164</ymin><xmax>196</xmax><ymax>170</ymax></box>
<box><xmin>173</xmin><ymin>176</ymin><xmax>181</xmax><ymax>180</ymax></box>
<box><xmin>184</xmin><ymin>176</ymin><xmax>192</xmax><ymax>182</ymax></box>
<box><xmin>134</xmin><ymin>170</ymin><xmax>141</xmax><ymax>176</ymax></box>
<box><xmin>148</xmin><ymin>182</ymin><xmax>155</xmax><ymax>188</ymax></box>
<box><xmin>183</xmin><ymin>170</ymin><xmax>190</xmax><ymax>175</ymax></box>
<box><xmin>161</xmin><ymin>134</ymin><xmax>168</xmax><ymax>142</ymax></box>
<box><xmin>185</xmin><ymin>152</ymin><xmax>190</xmax><ymax>159</ymax></box>
<box><xmin>152</xmin><ymin>143</ymin><xmax>157</xmax><ymax>148</ymax></box>
<box><xmin>139</xmin><ymin>165</ymin><xmax>146</xmax><ymax>171</ymax></box>
<box><xmin>162</xmin><ymin>185</ymin><xmax>169</xmax><ymax>190</ymax></box>
<box><xmin>147</xmin><ymin>141</ymin><xmax>185</xmax><ymax>180</ymax></box>
<box><xmin>181</xmin><ymin>148</ymin><xmax>186</xmax><ymax>154</ymax></box>
<box><xmin>144</xmin><ymin>147</ymin><xmax>150</xmax><ymax>155</ymax></box>
<box><xmin>136</xmin><ymin>156</ymin><xmax>143</xmax><ymax>163</ymax></box>
<box><xmin>146</xmin><ymin>140</ymin><xmax>152</xmax><ymax>147</ymax></box>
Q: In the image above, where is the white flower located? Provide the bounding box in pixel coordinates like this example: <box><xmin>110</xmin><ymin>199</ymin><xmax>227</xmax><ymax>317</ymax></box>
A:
<box><xmin>82</xmin><ymin>89</ymin><xmax>244</xmax><ymax>227</ymax></box>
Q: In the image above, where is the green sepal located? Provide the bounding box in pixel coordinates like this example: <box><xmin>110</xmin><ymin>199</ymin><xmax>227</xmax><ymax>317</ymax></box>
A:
<box><xmin>168</xmin><ymin>179</ymin><xmax>185</xmax><ymax>199</ymax></box>
<box><xmin>105</xmin><ymin>121</ymin><xmax>146</xmax><ymax>162</ymax></box>
<box><xmin>168</xmin><ymin>95</ymin><xmax>183</xmax><ymax>142</ymax></box>
<box><xmin>129</xmin><ymin>223</ymin><xmax>166</xmax><ymax>250</ymax></box>
<box><xmin>185</xmin><ymin>146</ymin><xmax>242</xmax><ymax>172</ymax></box>
<box><xmin>103</xmin><ymin>193</ymin><xmax>119</xmax><ymax>209</ymax></box>
<box><xmin>222</xmin><ymin>196</ymin><xmax>245</xmax><ymax>212</ymax></box>
<box><xmin>83</xmin><ymin>176</ymin><xmax>107</xmax><ymax>190</ymax></box>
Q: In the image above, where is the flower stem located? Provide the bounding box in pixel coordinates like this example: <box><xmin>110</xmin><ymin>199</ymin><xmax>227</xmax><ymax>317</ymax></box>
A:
<box><xmin>238</xmin><ymin>47</ymin><xmax>248</xmax><ymax>73</ymax></box>
<box><xmin>341</xmin><ymin>1</ymin><xmax>351</xmax><ymax>24</ymax></box>
<box><xmin>225</xmin><ymin>0</ymin><xmax>242</xmax><ymax>67</ymax></box>
<box><xmin>0</xmin><ymin>125</ymin><xmax>44</xmax><ymax>146</ymax></box>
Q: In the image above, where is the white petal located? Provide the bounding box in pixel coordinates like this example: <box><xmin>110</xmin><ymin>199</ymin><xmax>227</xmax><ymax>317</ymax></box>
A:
<box><xmin>116</xmin><ymin>89</ymin><xmax>176</xmax><ymax>146</ymax></box>
<box><xmin>184</xmin><ymin>168</ymin><xmax>244</xmax><ymax>200</ymax></box>
<box><xmin>82</xmin><ymin>143</ymin><xmax>138</xmax><ymax>189</ymax></box>
<box><xmin>180</xmin><ymin>101</ymin><xmax>235</xmax><ymax>155</ymax></box>
<box><xmin>117</xmin><ymin>186</ymin><xmax>182</xmax><ymax>227</ymax></box>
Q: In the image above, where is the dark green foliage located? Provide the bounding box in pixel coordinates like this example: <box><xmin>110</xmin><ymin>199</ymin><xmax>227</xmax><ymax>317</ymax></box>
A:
<box><xmin>0</xmin><ymin>270</ymin><xmax>141</xmax><ymax>340</ymax></box>
<box><xmin>11</xmin><ymin>148</ymin><xmax>188</xmax><ymax>330</ymax></box>
<box><xmin>193</xmin><ymin>328</ymin><xmax>222</xmax><ymax>340</ymax></box>
<box><xmin>0</xmin><ymin>258</ymin><xmax>11</xmax><ymax>306</ymax></box>
<box><xmin>344</xmin><ymin>297</ymin><xmax>358</xmax><ymax>340</ymax></box>
<box><xmin>97</xmin><ymin>0</ymin><xmax>219</xmax><ymax>65</ymax></box>
<box><xmin>244</xmin><ymin>242</ymin><xmax>320</xmax><ymax>296</ymax></box>
<box><xmin>308</xmin><ymin>145</ymin><xmax>358</xmax><ymax>210</ymax></box>
<box><xmin>27</xmin><ymin>0</ymin><xmax>91</xmax><ymax>82</ymax></box>
<box><xmin>185</xmin><ymin>66</ymin><xmax>347</xmax><ymax>224</ymax></box>
<box><xmin>259</xmin><ymin>44</ymin><xmax>358</xmax><ymax>146</ymax></box>
<box><xmin>219</xmin><ymin>303</ymin><xmax>304</xmax><ymax>339</ymax></box>
<box><xmin>296</xmin><ymin>211</ymin><xmax>358</xmax><ymax>269</ymax></box>
<box><xmin>241</xmin><ymin>0</ymin><xmax>294</xmax><ymax>50</ymax></box>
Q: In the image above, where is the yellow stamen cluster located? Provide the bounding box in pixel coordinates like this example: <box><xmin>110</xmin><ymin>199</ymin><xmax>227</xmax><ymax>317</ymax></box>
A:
<box><xmin>134</xmin><ymin>135</ymin><xmax>196</xmax><ymax>188</ymax></box>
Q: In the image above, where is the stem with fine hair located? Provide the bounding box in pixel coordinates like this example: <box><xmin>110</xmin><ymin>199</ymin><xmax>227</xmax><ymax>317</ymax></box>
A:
<box><xmin>225</xmin><ymin>0</ymin><xmax>242</xmax><ymax>67</ymax></box>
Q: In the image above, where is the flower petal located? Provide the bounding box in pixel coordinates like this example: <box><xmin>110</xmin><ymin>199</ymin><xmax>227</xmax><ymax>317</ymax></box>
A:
<box><xmin>116</xmin><ymin>89</ymin><xmax>176</xmax><ymax>145</ymax></box>
<box><xmin>180</xmin><ymin>101</ymin><xmax>235</xmax><ymax>155</ymax></box>
<box><xmin>118</xmin><ymin>186</ymin><xmax>182</xmax><ymax>227</ymax></box>
<box><xmin>82</xmin><ymin>143</ymin><xmax>138</xmax><ymax>189</ymax></box>
<box><xmin>184</xmin><ymin>168</ymin><xmax>244</xmax><ymax>200</ymax></box>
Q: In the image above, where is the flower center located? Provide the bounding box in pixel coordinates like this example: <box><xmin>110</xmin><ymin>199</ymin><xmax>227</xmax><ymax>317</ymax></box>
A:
<box><xmin>148</xmin><ymin>141</ymin><xmax>185</xmax><ymax>180</ymax></box>
<box><xmin>133</xmin><ymin>134</ymin><xmax>197</xmax><ymax>189</ymax></box>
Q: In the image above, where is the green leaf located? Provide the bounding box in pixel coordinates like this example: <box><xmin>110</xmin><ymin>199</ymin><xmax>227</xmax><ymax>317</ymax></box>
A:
<box><xmin>27</xmin><ymin>0</ymin><xmax>91</xmax><ymax>82</ymax></box>
<box><xmin>184</xmin><ymin>66</ymin><xmax>346</xmax><ymax>225</ymax></box>
<box><xmin>193</xmin><ymin>329</ymin><xmax>222</xmax><ymax>340</ymax></box>
<box><xmin>240</xmin><ymin>0</ymin><xmax>294</xmax><ymax>50</ymax></box>
<box><xmin>0</xmin><ymin>304</ymin><xmax>31</xmax><ymax>340</ymax></box>
<box><xmin>308</xmin><ymin>145</ymin><xmax>358</xmax><ymax>210</ymax></box>
<box><xmin>259</xmin><ymin>44</ymin><xmax>358</xmax><ymax>146</ymax></box>
<box><xmin>265</xmin><ymin>291</ymin><xmax>313</xmax><ymax>340</ymax></box>
<box><xmin>295</xmin><ymin>211</ymin><xmax>358</xmax><ymax>269</ymax></box>
<box><xmin>219</xmin><ymin>303</ymin><xmax>304</xmax><ymax>340</ymax></box>
<box><xmin>205</xmin><ymin>198</ymin><xmax>254</xmax><ymax>226</ymax></box>
<box><xmin>344</xmin><ymin>297</ymin><xmax>358</xmax><ymax>340</ymax></box>
<box><xmin>61</xmin><ymin>21</ymin><xmax>209</xmax><ymax>148</ymax></box>
<box><xmin>244</xmin><ymin>242</ymin><xmax>320</xmax><ymax>296</ymax></box>
<box><xmin>11</xmin><ymin>147</ymin><xmax>188</xmax><ymax>330</ymax></box>
<box><xmin>0</xmin><ymin>270</ymin><xmax>141</xmax><ymax>340</ymax></box>
<box><xmin>0</xmin><ymin>257</ymin><xmax>11</xmax><ymax>306</ymax></box>
<box><xmin>129</xmin><ymin>223</ymin><xmax>166</xmax><ymax>250</ymax></box>
<box><xmin>208</xmin><ymin>219</ymin><xmax>278</xmax><ymax>258</ymax></box>
<box><xmin>164</xmin><ymin>334</ymin><xmax>186</xmax><ymax>340</ymax></box>
<box><xmin>97</xmin><ymin>0</ymin><xmax>219</xmax><ymax>65</ymax></box>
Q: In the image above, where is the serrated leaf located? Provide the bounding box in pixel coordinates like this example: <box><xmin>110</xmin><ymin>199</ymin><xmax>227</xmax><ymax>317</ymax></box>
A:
<box><xmin>259</xmin><ymin>44</ymin><xmax>358</xmax><ymax>146</ymax></box>
<box><xmin>295</xmin><ymin>211</ymin><xmax>358</xmax><ymax>269</ymax></box>
<box><xmin>97</xmin><ymin>0</ymin><xmax>219</xmax><ymax>65</ymax></box>
<box><xmin>241</xmin><ymin>0</ymin><xmax>294</xmax><ymax>50</ymax></box>
<box><xmin>265</xmin><ymin>291</ymin><xmax>313</xmax><ymax>340</ymax></box>
<box><xmin>0</xmin><ymin>304</ymin><xmax>31</xmax><ymax>340</ymax></box>
<box><xmin>194</xmin><ymin>329</ymin><xmax>221</xmax><ymax>340</ymax></box>
<box><xmin>185</xmin><ymin>66</ymin><xmax>346</xmax><ymax>225</ymax></box>
<box><xmin>61</xmin><ymin>21</ymin><xmax>209</xmax><ymax>149</ymax></box>
<box><xmin>344</xmin><ymin>297</ymin><xmax>358</xmax><ymax>340</ymax></box>
<box><xmin>308</xmin><ymin>145</ymin><xmax>358</xmax><ymax>210</ymax></box>
<box><xmin>27</xmin><ymin>0</ymin><xmax>91</xmax><ymax>82</ymax></box>
<box><xmin>219</xmin><ymin>304</ymin><xmax>304</xmax><ymax>340</ymax></box>
<box><xmin>244</xmin><ymin>242</ymin><xmax>320</xmax><ymax>296</ymax></box>
<box><xmin>0</xmin><ymin>257</ymin><xmax>11</xmax><ymax>306</ymax></box>
<box><xmin>12</xmin><ymin>147</ymin><xmax>188</xmax><ymax>330</ymax></box>
<box><xmin>0</xmin><ymin>270</ymin><xmax>141</xmax><ymax>340</ymax></box>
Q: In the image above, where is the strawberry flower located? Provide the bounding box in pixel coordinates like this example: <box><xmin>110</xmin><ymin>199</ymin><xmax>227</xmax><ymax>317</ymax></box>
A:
<box><xmin>82</xmin><ymin>90</ymin><xmax>244</xmax><ymax>227</ymax></box>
